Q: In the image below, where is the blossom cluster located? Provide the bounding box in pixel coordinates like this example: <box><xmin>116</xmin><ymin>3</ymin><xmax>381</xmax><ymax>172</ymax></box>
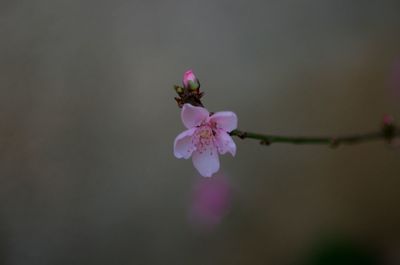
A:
<box><xmin>174</xmin><ymin>70</ymin><xmax>238</xmax><ymax>177</ymax></box>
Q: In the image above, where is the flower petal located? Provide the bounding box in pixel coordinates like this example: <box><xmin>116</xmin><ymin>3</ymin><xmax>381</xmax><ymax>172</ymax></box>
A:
<box><xmin>181</xmin><ymin>104</ymin><xmax>209</xmax><ymax>129</ymax></box>
<box><xmin>215</xmin><ymin>130</ymin><xmax>236</xmax><ymax>156</ymax></box>
<box><xmin>192</xmin><ymin>146</ymin><xmax>220</xmax><ymax>177</ymax></box>
<box><xmin>174</xmin><ymin>128</ymin><xmax>196</xmax><ymax>159</ymax></box>
<box><xmin>209</xmin><ymin>111</ymin><xmax>238</xmax><ymax>132</ymax></box>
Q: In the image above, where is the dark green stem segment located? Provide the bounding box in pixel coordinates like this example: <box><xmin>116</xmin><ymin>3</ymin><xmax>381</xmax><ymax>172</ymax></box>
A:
<box><xmin>230</xmin><ymin>128</ymin><xmax>400</xmax><ymax>147</ymax></box>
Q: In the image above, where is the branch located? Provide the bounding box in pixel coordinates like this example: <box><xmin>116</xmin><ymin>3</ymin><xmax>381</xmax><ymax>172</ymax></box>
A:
<box><xmin>174</xmin><ymin>72</ymin><xmax>399</xmax><ymax>147</ymax></box>
<box><xmin>230</xmin><ymin>127</ymin><xmax>400</xmax><ymax>147</ymax></box>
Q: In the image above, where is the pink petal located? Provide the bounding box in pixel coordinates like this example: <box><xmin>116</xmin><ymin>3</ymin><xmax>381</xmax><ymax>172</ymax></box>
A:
<box><xmin>192</xmin><ymin>146</ymin><xmax>220</xmax><ymax>177</ymax></box>
<box><xmin>209</xmin><ymin>111</ymin><xmax>238</xmax><ymax>132</ymax></box>
<box><xmin>181</xmin><ymin>104</ymin><xmax>209</xmax><ymax>129</ymax></box>
<box><xmin>174</xmin><ymin>128</ymin><xmax>196</xmax><ymax>159</ymax></box>
<box><xmin>215</xmin><ymin>130</ymin><xmax>236</xmax><ymax>156</ymax></box>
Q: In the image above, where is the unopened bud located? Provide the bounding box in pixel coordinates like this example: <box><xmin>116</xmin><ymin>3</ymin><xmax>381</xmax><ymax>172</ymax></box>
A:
<box><xmin>174</xmin><ymin>85</ymin><xmax>184</xmax><ymax>94</ymax></box>
<box><xmin>183</xmin><ymin>69</ymin><xmax>200</xmax><ymax>91</ymax></box>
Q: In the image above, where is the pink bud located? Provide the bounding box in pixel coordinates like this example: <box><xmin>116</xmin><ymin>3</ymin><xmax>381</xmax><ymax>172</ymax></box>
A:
<box><xmin>183</xmin><ymin>69</ymin><xmax>200</xmax><ymax>90</ymax></box>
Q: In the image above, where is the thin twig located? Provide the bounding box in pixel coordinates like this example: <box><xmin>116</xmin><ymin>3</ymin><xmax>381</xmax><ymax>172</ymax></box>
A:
<box><xmin>230</xmin><ymin>128</ymin><xmax>400</xmax><ymax>147</ymax></box>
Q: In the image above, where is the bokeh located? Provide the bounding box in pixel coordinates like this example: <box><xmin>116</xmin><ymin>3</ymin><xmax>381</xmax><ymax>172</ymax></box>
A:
<box><xmin>1</xmin><ymin>0</ymin><xmax>400</xmax><ymax>264</ymax></box>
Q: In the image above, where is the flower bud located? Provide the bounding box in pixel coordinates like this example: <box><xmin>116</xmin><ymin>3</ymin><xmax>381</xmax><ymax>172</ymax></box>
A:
<box><xmin>174</xmin><ymin>85</ymin><xmax>184</xmax><ymax>95</ymax></box>
<box><xmin>183</xmin><ymin>69</ymin><xmax>200</xmax><ymax>91</ymax></box>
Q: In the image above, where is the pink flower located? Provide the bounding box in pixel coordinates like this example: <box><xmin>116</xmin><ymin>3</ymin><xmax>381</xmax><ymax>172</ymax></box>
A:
<box><xmin>183</xmin><ymin>69</ymin><xmax>200</xmax><ymax>90</ymax></box>
<box><xmin>174</xmin><ymin>104</ymin><xmax>237</xmax><ymax>177</ymax></box>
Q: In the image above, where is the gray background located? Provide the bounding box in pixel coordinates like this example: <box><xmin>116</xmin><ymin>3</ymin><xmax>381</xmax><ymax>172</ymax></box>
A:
<box><xmin>1</xmin><ymin>0</ymin><xmax>400</xmax><ymax>264</ymax></box>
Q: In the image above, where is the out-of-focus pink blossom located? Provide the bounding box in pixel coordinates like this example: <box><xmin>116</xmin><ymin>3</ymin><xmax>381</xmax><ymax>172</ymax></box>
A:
<box><xmin>189</xmin><ymin>173</ymin><xmax>232</xmax><ymax>229</ymax></box>
<box><xmin>383</xmin><ymin>114</ymin><xmax>394</xmax><ymax>126</ymax></box>
<box><xmin>183</xmin><ymin>69</ymin><xmax>200</xmax><ymax>90</ymax></box>
<box><xmin>174</xmin><ymin>104</ymin><xmax>237</xmax><ymax>177</ymax></box>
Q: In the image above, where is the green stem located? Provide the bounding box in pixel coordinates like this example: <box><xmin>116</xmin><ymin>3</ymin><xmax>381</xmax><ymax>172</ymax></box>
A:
<box><xmin>230</xmin><ymin>128</ymin><xmax>399</xmax><ymax>147</ymax></box>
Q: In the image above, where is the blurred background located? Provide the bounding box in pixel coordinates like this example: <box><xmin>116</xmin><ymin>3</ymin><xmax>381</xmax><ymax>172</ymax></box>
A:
<box><xmin>1</xmin><ymin>0</ymin><xmax>400</xmax><ymax>264</ymax></box>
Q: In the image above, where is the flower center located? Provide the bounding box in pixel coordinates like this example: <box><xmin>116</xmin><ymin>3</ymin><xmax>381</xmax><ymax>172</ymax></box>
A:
<box><xmin>193</xmin><ymin>125</ymin><xmax>215</xmax><ymax>154</ymax></box>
